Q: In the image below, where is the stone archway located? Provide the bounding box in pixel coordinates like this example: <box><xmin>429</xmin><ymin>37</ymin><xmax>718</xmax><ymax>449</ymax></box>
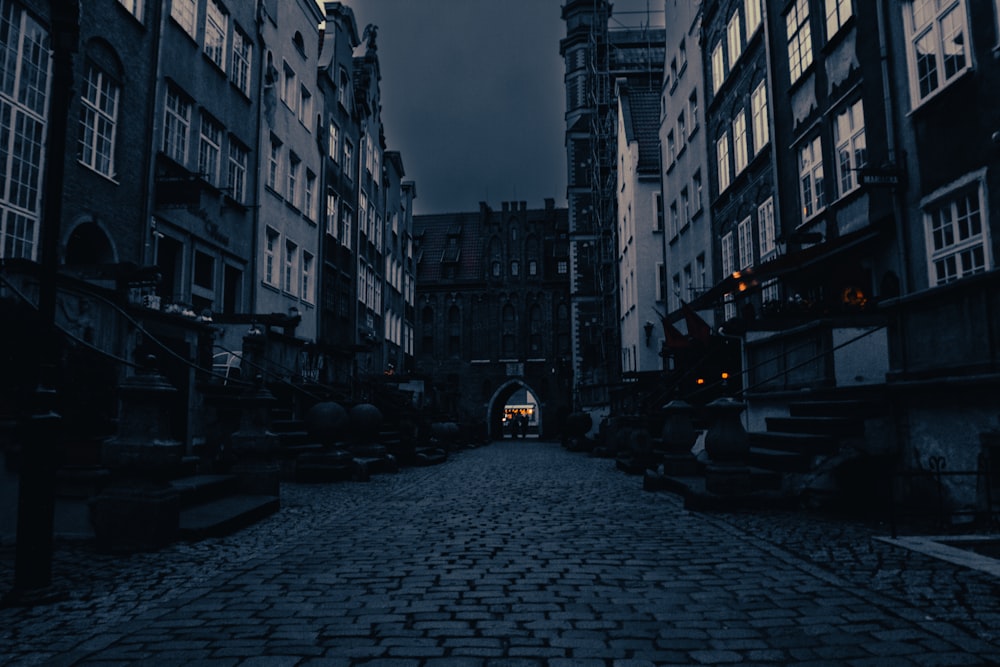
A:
<box><xmin>485</xmin><ymin>379</ymin><xmax>543</xmax><ymax>441</ymax></box>
<box><xmin>64</xmin><ymin>220</ymin><xmax>116</xmax><ymax>266</ymax></box>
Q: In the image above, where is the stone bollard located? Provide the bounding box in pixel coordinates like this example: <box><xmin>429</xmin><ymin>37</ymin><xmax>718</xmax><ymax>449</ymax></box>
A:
<box><xmin>93</xmin><ymin>355</ymin><xmax>183</xmax><ymax>552</ymax></box>
<box><xmin>660</xmin><ymin>400</ymin><xmax>700</xmax><ymax>476</ymax></box>
<box><xmin>703</xmin><ymin>397</ymin><xmax>751</xmax><ymax>495</ymax></box>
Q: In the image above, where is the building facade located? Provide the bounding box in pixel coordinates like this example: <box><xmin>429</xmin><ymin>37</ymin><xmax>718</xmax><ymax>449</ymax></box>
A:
<box><xmin>413</xmin><ymin>201</ymin><xmax>572</xmax><ymax>439</ymax></box>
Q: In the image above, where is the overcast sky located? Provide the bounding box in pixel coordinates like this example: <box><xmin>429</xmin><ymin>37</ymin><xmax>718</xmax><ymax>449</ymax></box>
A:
<box><xmin>333</xmin><ymin>0</ymin><xmax>665</xmax><ymax>215</ymax></box>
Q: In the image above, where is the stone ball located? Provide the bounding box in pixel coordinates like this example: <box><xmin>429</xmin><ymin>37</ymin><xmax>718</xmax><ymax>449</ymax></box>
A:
<box><xmin>304</xmin><ymin>401</ymin><xmax>349</xmax><ymax>442</ymax></box>
<box><xmin>565</xmin><ymin>411</ymin><xmax>593</xmax><ymax>437</ymax></box>
<box><xmin>349</xmin><ymin>403</ymin><xmax>383</xmax><ymax>442</ymax></box>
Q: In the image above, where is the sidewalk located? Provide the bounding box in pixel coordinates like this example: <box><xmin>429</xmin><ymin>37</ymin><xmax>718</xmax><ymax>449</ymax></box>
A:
<box><xmin>2</xmin><ymin>440</ymin><xmax>998</xmax><ymax>665</ymax></box>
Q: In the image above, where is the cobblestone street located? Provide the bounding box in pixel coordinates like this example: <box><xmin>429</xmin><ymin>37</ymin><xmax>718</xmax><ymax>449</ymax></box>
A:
<box><xmin>2</xmin><ymin>440</ymin><xmax>999</xmax><ymax>666</ymax></box>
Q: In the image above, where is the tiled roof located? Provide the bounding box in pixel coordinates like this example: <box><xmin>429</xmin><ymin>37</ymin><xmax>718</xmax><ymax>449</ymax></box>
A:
<box><xmin>413</xmin><ymin>211</ymin><xmax>484</xmax><ymax>283</ymax></box>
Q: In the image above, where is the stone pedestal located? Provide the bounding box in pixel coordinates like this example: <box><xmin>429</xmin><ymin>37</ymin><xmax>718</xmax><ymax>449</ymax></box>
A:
<box><xmin>660</xmin><ymin>400</ymin><xmax>700</xmax><ymax>476</ymax></box>
<box><xmin>703</xmin><ymin>398</ymin><xmax>751</xmax><ymax>496</ymax></box>
<box><xmin>230</xmin><ymin>334</ymin><xmax>280</xmax><ymax>496</ymax></box>
<box><xmin>94</xmin><ymin>362</ymin><xmax>182</xmax><ymax>552</ymax></box>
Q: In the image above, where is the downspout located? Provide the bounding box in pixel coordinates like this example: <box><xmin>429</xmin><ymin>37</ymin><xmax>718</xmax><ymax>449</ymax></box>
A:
<box><xmin>142</xmin><ymin>0</ymin><xmax>166</xmax><ymax>268</ymax></box>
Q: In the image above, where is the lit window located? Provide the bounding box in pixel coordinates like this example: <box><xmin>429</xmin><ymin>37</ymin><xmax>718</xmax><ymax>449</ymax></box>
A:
<box><xmin>227</xmin><ymin>140</ymin><xmax>247</xmax><ymax>203</ymax></box>
<box><xmin>198</xmin><ymin>116</ymin><xmax>222</xmax><ymax>185</ymax></box>
<box><xmin>751</xmin><ymin>80</ymin><xmax>769</xmax><ymax>153</ymax></box>
<box><xmin>727</xmin><ymin>11</ymin><xmax>742</xmax><ymax>66</ymax></box>
<box><xmin>745</xmin><ymin>0</ymin><xmax>761</xmax><ymax>36</ymax></box>
<box><xmin>835</xmin><ymin>99</ymin><xmax>867</xmax><ymax>196</ymax></box>
<box><xmin>717</xmin><ymin>133</ymin><xmax>731</xmax><ymax>192</ymax></box>
<box><xmin>204</xmin><ymin>0</ymin><xmax>227</xmax><ymax>71</ymax></box>
<box><xmin>732</xmin><ymin>109</ymin><xmax>748</xmax><ymax>174</ymax></box>
<box><xmin>79</xmin><ymin>65</ymin><xmax>119</xmax><ymax>178</ymax></box>
<box><xmin>711</xmin><ymin>42</ymin><xmax>725</xmax><ymax>93</ymax></box>
<box><xmin>163</xmin><ymin>87</ymin><xmax>191</xmax><ymax>164</ymax></box>
<box><xmin>171</xmin><ymin>0</ymin><xmax>196</xmax><ymax>37</ymax></box>
<box><xmin>757</xmin><ymin>197</ymin><xmax>776</xmax><ymax>259</ymax></box>
<box><xmin>925</xmin><ymin>181</ymin><xmax>989</xmax><ymax>285</ymax></box>
<box><xmin>825</xmin><ymin>0</ymin><xmax>852</xmax><ymax>39</ymax></box>
<box><xmin>903</xmin><ymin>0</ymin><xmax>971</xmax><ymax>105</ymax></box>
<box><xmin>786</xmin><ymin>0</ymin><xmax>813</xmax><ymax>83</ymax></box>
<box><xmin>798</xmin><ymin>136</ymin><xmax>825</xmax><ymax>220</ymax></box>
<box><xmin>231</xmin><ymin>26</ymin><xmax>252</xmax><ymax>96</ymax></box>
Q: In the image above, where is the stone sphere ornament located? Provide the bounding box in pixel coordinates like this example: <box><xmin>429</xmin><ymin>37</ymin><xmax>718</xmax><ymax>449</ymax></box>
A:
<box><xmin>349</xmin><ymin>403</ymin><xmax>383</xmax><ymax>443</ymax></box>
<box><xmin>304</xmin><ymin>401</ymin><xmax>349</xmax><ymax>443</ymax></box>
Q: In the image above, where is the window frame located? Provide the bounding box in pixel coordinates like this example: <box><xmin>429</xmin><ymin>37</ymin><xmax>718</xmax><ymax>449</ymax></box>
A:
<box><xmin>798</xmin><ymin>135</ymin><xmax>826</xmax><ymax>222</ymax></box>
<box><xmin>79</xmin><ymin>64</ymin><xmax>119</xmax><ymax>178</ymax></box>
<box><xmin>204</xmin><ymin>0</ymin><xmax>228</xmax><ymax>71</ymax></box>
<box><xmin>751</xmin><ymin>80</ymin><xmax>769</xmax><ymax>154</ymax></box>
<box><xmin>923</xmin><ymin>174</ymin><xmax>991</xmax><ymax>286</ymax></box>
<box><xmin>732</xmin><ymin>109</ymin><xmax>748</xmax><ymax>174</ymax></box>
<box><xmin>786</xmin><ymin>0</ymin><xmax>814</xmax><ymax>84</ymax></box>
<box><xmin>902</xmin><ymin>0</ymin><xmax>973</xmax><ymax>108</ymax></box>
<box><xmin>834</xmin><ymin>98</ymin><xmax>867</xmax><ymax>198</ymax></box>
<box><xmin>717</xmin><ymin>132</ymin><xmax>731</xmax><ymax>193</ymax></box>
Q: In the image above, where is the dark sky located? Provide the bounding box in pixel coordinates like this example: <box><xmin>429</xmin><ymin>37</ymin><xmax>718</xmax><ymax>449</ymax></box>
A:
<box><xmin>334</xmin><ymin>0</ymin><xmax>664</xmax><ymax>215</ymax></box>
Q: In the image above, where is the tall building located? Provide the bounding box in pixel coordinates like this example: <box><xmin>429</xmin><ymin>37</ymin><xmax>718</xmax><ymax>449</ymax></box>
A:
<box><xmin>561</xmin><ymin>0</ymin><xmax>664</xmax><ymax>427</ymax></box>
<box><xmin>413</xmin><ymin>200</ymin><xmax>572</xmax><ymax>438</ymax></box>
<box><xmin>381</xmin><ymin>151</ymin><xmax>416</xmax><ymax>378</ymax></box>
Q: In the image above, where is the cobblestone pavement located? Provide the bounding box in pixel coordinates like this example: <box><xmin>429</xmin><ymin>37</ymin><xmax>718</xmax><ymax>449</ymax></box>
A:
<box><xmin>1</xmin><ymin>440</ymin><xmax>999</xmax><ymax>666</ymax></box>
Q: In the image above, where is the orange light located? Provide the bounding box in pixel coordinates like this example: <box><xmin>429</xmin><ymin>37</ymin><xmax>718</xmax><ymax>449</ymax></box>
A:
<box><xmin>738</xmin><ymin>282</ymin><xmax>747</xmax><ymax>292</ymax></box>
<box><xmin>696</xmin><ymin>378</ymin><xmax>705</xmax><ymax>385</ymax></box>
<box><xmin>732</xmin><ymin>271</ymin><xmax>741</xmax><ymax>279</ymax></box>
<box><xmin>721</xmin><ymin>372</ymin><xmax>729</xmax><ymax>380</ymax></box>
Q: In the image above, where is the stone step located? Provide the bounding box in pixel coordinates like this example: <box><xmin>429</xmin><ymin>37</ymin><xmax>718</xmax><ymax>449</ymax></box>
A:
<box><xmin>271</xmin><ymin>418</ymin><xmax>307</xmax><ymax>434</ymax></box>
<box><xmin>747</xmin><ymin>446</ymin><xmax>814</xmax><ymax>473</ymax></box>
<box><xmin>178</xmin><ymin>494</ymin><xmax>279</xmax><ymax>540</ymax></box>
<box><xmin>765</xmin><ymin>416</ymin><xmax>864</xmax><ymax>438</ymax></box>
<box><xmin>169</xmin><ymin>474</ymin><xmax>240</xmax><ymax>508</ymax></box>
<box><xmin>788</xmin><ymin>399</ymin><xmax>881</xmax><ymax>419</ymax></box>
<box><xmin>748</xmin><ymin>431</ymin><xmax>838</xmax><ymax>456</ymax></box>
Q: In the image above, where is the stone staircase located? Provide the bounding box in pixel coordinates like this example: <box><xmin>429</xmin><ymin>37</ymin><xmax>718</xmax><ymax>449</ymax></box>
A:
<box><xmin>171</xmin><ymin>473</ymin><xmax>279</xmax><ymax>540</ymax></box>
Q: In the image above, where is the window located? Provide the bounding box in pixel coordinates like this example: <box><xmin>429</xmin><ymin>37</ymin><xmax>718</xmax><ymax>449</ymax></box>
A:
<box><xmin>732</xmin><ymin>110</ymin><xmax>748</xmax><ymax>174</ymax></box>
<box><xmin>118</xmin><ymin>0</ymin><xmax>144</xmax><ymax>21</ymax></box>
<box><xmin>679</xmin><ymin>39</ymin><xmax>687</xmax><ymax>69</ymax></box>
<box><xmin>528</xmin><ymin>259</ymin><xmax>537</xmax><ymax>276</ymax></box>
<box><xmin>341</xmin><ymin>204</ymin><xmax>352</xmax><ymax>249</ymax></box>
<box><xmin>79</xmin><ymin>65</ymin><xmax>119</xmax><ymax>178</ymax></box>
<box><xmin>511</xmin><ymin>260</ymin><xmax>519</xmax><ymax>276</ymax></box>
<box><xmin>198</xmin><ymin>116</ymin><xmax>222</xmax><ymax>185</ymax></box>
<box><xmin>654</xmin><ymin>192</ymin><xmax>664</xmax><ymax>231</ymax></box>
<box><xmin>326</xmin><ymin>189</ymin><xmax>339</xmax><ymax>238</ymax></box>
<box><xmin>758</xmin><ymin>197</ymin><xmax>776</xmax><ymax>258</ymax></box>
<box><xmin>925</xmin><ymin>182</ymin><xmax>989</xmax><ymax>285</ymax></box>
<box><xmin>697</xmin><ymin>254</ymin><xmax>706</xmax><ymax>294</ymax></box>
<box><xmin>557</xmin><ymin>260</ymin><xmax>568</xmax><ymax>274</ymax></box>
<box><xmin>204</xmin><ymin>0</ymin><xmax>227</xmax><ymax>70</ymax></box>
<box><xmin>721</xmin><ymin>232</ymin><xmax>736</xmax><ymax>320</ymax></box>
<box><xmin>267</xmin><ymin>136</ymin><xmax>281</xmax><ymax>190</ymax></box>
<box><xmin>904</xmin><ymin>0</ymin><xmax>970</xmax><ymax>105</ymax></box>
<box><xmin>727</xmin><ymin>11</ymin><xmax>743</xmax><ymax>66</ymax></box>
<box><xmin>835</xmin><ymin>99</ymin><xmax>867</xmax><ymax>197</ymax></box>
<box><xmin>745</xmin><ymin>0</ymin><xmax>761</xmax><ymax>36</ymax></box>
<box><xmin>655</xmin><ymin>262</ymin><xmax>665</xmax><ymax>301</ymax></box>
<box><xmin>358</xmin><ymin>192</ymin><xmax>367</xmax><ymax>236</ymax></box>
<box><xmin>171</xmin><ymin>0</ymin><xmax>196</xmax><ymax>37</ymax></box>
<box><xmin>671</xmin><ymin>274</ymin><xmax>681</xmax><ymax>310</ymax></box>
<box><xmin>677</xmin><ymin>111</ymin><xmax>686</xmax><ymax>146</ymax></box>
<box><xmin>284</xmin><ymin>240</ymin><xmax>298</xmax><ymax>295</ymax></box>
<box><xmin>738</xmin><ymin>217</ymin><xmax>754</xmax><ymax>269</ymax></box>
<box><xmin>282</xmin><ymin>63</ymin><xmax>298</xmax><ymax>114</ymax></box>
<box><xmin>669</xmin><ymin>201</ymin><xmax>679</xmax><ymax>237</ymax></box>
<box><xmin>825</xmin><ymin>0</ymin><xmax>852</xmax><ymax>39</ymax></box>
<box><xmin>194</xmin><ymin>250</ymin><xmax>214</xmax><ymax>289</ymax></box>
<box><xmin>717</xmin><ymin>133</ymin><xmax>731</xmax><ymax>192</ymax></box>
<box><xmin>227</xmin><ymin>140</ymin><xmax>247</xmax><ymax>203</ymax></box>
<box><xmin>681</xmin><ymin>188</ymin><xmax>690</xmax><ymax>227</ymax></box>
<box><xmin>328</xmin><ymin>119</ymin><xmax>339</xmax><ymax>161</ymax></box>
<box><xmin>264</xmin><ymin>228</ymin><xmax>279</xmax><ymax>285</ymax></box>
<box><xmin>689</xmin><ymin>89</ymin><xmax>698</xmax><ymax>128</ymax></box>
<box><xmin>302</xmin><ymin>251</ymin><xmax>314</xmax><ymax>303</ymax></box>
<box><xmin>338</xmin><ymin>67</ymin><xmax>349</xmax><ymax>108</ymax></box>
<box><xmin>786</xmin><ymin>0</ymin><xmax>813</xmax><ymax>83</ymax></box>
<box><xmin>693</xmin><ymin>170</ymin><xmax>703</xmax><ymax>211</ymax></box>
<box><xmin>448</xmin><ymin>306</ymin><xmax>461</xmax><ymax>357</ymax></box>
<box><xmin>286</xmin><ymin>152</ymin><xmax>299</xmax><ymax>205</ymax></box>
<box><xmin>751</xmin><ymin>80</ymin><xmax>769</xmax><ymax>154</ymax></box>
<box><xmin>304</xmin><ymin>170</ymin><xmax>316</xmax><ymax>220</ymax></box>
<box><xmin>667</xmin><ymin>130</ymin><xmax>676</xmax><ymax>164</ymax></box>
<box><xmin>163</xmin><ymin>86</ymin><xmax>190</xmax><ymax>164</ymax></box>
<box><xmin>299</xmin><ymin>86</ymin><xmax>312</xmax><ymax>126</ymax></box>
<box><xmin>712</xmin><ymin>42</ymin><xmax>725</xmax><ymax>93</ymax></box>
<box><xmin>343</xmin><ymin>138</ymin><xmax>354</xmax><ymax>177</ymax></box>
<box><xmin>683</xmin><ymin>265</ymin><xmax>692</xmax><ymax>302</ymax></box>
<box><xmin>799</xmin><ymin>136</ymin><xmax>825</xmax><ymax>220</ymax></box>
<box><xmin>492</xmin><ymin>261</ymin><xmax>501</xmax><ymax>277</ymax></box>
<box><xmin>231</xmin><ymin>26</ymin><xmax>252</xmax><ymax>96</ymax></box>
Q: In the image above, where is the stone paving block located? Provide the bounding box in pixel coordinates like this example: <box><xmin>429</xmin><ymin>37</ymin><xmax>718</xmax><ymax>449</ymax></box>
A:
<box><xmin>688</xmin><ymin>649</ymin><xmax>744</xmax><ymax>664</ymax></box>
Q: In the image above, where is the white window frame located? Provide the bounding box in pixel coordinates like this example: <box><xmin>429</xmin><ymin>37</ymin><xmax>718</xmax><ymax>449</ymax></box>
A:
<box><xmin>751</xmin><ymin>80</ymin><xmax>769</xmax><ymax>154</ymax></box>
<box><xmin>227</xmin><ymin>140</ymin><xmax>247</xmax><ymax>203</ymax></box>
<box><xmin>284</xmin><ymin>239</ymin><xmax>299</xmax><ymax>296</ymax></box>
<box><xmin>301</xmin><ymin>251</ymin><xmax>314</xmax><ymax>303</ymax></box>
<box><xmin>923</xmin><ymin>174</ymin><xmax>991</xmax><ymax>286</ymax></box>
<box><xmin>286</xmin><ymin>152</ymin><xmax>300</xmax><ymax>206</ymax></box>
<box><xmin>231</xmin><ymin>25</ymin><xmax>252</xmax><ymax>96</ymax></box>
<box><xmin>171</xmin><ymin>0</ymin><xmax>196</xmax><ymax>37</ymax></box>
<box><xmin>732</xmin><ymin>109</ymin><xmax>748</xmax><ymax>174</ymax></box>
<box><xmin>79</xmin><ymin>65</ymin><xmax>119</xmax><ymax>178</ymax></box>
<box><xmin>264</xmin><ymin>227</ymin><xmax>279</xmax><ymax>286</ymax></box>
<box><xmin>198</xmin><ymin>115</ymin><xmax>222</xmax><ymax>185</ymax></box>
<box><xmin>745</xmin><ymin>0</ymin><xmax>761</xmax><ymax>37</ymax></box>
<box><xmin>326</xmin><ymin>188</ymin><xmax>339</xmax><ymax>238</ymax></box>
<box><xmin>299</xmin><ymin>85</ymin><xmax>312</xmax><ymax>127</ymax></box>
<box><xmin>163</xmin><ymin>86</ymin><xmax>191</xmax><ymax>164</ymax></box>
<box><xmin>267</xmin><ymin>136</ymin><xmax>281</xmax><ymax>190</ymax></box>
<box><xmin>343</xmin><ymin>138</ymin><xmax>354</xmax><ymax>178</ymax></box>
<box><xmin>669</xmin><ymin>200</ymin><xmax>679</xmax><ymax>237</ymax></box>
<box><xmin>835</xmin><ymin>99</ymin><xmax>867</xmax><ymax>197</ymax></box>
<box><xmin>282</xmin><ymin>62</ymin><xmax>297</xmax><ymax>113</ymax></box>
<box><xmin>304</xmin><ymin>170</ymin><xmax>316</xmax><ymax>221</ymax></box>
<box><xmin>717</xmin><ymin>133</ymin><xmax>731</xmax><ymax>193</ymax></box>
<box><xmin>757</xmin><ymin>197</ymin><xmax>776</xmax><ymax>259</ymax></box>
<box><xmin>711</xmin><ymin>42</ymin><xmax>725</xmax><ymax>93</ymax></box>
<box><xmin>825</xmin><ymin>0</ymin><xmax>853</xmax><ymax>39</ymax></box>
<box><xmin>721</xmin><ymin>232</ymin><xmax>736</xmax><ymax>320</ymax></box>
<box><xmin>727</xmin><ymin>11</ymin><xmax>743</xmax><ymax>67</ymax></box>
<box><xmin>204</xmin><ymin>0</ymin><xmax>227</xmax><ymax>71</ymax></box>
<box><xmin>328</xmin><ymin>118</ymin><xmax>339</xmax><ymax>161</ymax></box>
<box><xmin>118</xmin><ymin>0</ymin><xmax>144</xmax><ymax>21</ymax></box>
<box><xmin>341</xmin><ymin>204</ymin><xmax>353</xmax><ymax>250</ymax></box>
<box><xmin>798</xmin><ymin>136</ymin><xmax>825</xmax><ymax>222</ymax></box>
<box><xmin>786</xmin><ymin>0</ymin><xmax>813</xmax><ymax>83</ymax></box>
<box><xmin>681</xmin><ymin>187</ymin><xmax>690</xmax><ymax>227</ymax></box>
<box><xmin>737</xmin><ymin>216</ymin><xmax>754</xmax><ymax>269</ymax></box>
<box><xmin>902</xmin><ymin>0</ymin><xmax>972</xmax><ymax>108</ymax></box>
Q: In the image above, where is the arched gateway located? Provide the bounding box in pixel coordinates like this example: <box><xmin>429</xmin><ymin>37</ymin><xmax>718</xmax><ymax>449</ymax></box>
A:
<box><xmin>486</xmin><ymin>379</ymin><xmax>543</xmax><ymax>440</ymax></box>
